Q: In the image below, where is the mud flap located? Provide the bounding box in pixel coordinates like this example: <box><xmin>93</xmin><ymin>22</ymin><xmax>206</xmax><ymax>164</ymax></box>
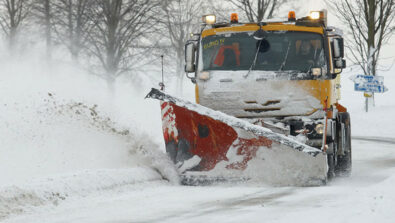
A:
<box><xmin>146</xmin><ymin>88</ymin><xmax>328</xmax><ymax>186</ymax></box>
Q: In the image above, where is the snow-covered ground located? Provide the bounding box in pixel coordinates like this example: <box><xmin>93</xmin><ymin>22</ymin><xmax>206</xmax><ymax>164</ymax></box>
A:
<box><xmin>2</xmin><ymin>138</ymin><xmax>395</xmax><ymax>223</ymax></box>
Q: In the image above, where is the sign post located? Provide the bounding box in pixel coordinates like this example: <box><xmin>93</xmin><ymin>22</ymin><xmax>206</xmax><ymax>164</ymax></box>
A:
<box><xmin>350</xmin><ymin>75</ymin><xmax>388</xmax><ymax>112</ymax></box>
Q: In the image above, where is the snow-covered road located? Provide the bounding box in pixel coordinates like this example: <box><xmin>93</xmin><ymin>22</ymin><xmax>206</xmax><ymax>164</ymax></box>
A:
<box><xmin>4</xmin><ymin>137</ymin><xmax>395</xmax><ymax>223</ymax></box>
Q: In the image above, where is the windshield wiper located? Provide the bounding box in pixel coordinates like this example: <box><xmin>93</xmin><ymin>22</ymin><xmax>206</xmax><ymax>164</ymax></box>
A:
<box><xmin>279</xmin><ymin>42</ymin><xmax>291</xmax><ymax>71</ymax></box>
<box><xmin>243</xmin><ymin>40</ymin><xmax>262</xmax><ymax>78</ymax></box>
<box><xmin>244</xmin><ymin>24</ymin><xmax>267</xmax><ymax>78</ymax></box>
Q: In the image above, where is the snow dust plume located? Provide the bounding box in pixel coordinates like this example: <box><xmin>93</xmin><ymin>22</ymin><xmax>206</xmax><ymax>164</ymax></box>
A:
<box><xmin>0</xmin><ymin>55</ymin><xmax>179</xmax><ymax>220</ymax></box>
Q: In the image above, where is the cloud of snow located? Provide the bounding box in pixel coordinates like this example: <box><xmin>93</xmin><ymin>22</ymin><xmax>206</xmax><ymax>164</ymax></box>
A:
<box><xmin>0</xmin><ymin>48</ymin><xmax>180</xmax><ymax>219</ymax></box>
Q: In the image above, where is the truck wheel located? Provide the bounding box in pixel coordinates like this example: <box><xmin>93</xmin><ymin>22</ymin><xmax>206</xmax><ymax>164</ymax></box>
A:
<box><xmin>335</xmin><ymin>112</ymin><xmax>352</xmax><ymax>176</ymax></box>
<box><xmin>326</xmin><ymin>142</ymin><xmax>337</xmax><ymax>180</ymax></box>
<box><xmin>327</xmin><ymin>153</ymin><xmax>336</xmax><ymax>179</ymax></box>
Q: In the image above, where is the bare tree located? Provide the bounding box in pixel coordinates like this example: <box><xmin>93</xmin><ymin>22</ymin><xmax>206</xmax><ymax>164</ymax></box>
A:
<box><xmin>327</xmin><ymin>0</ymin><xmax>395</xmax><ymax>77</ymax></box>
<box><xmin>32</xmin><ymin>0</ymin><xmax>52</xmax><ymax>59</ymax></box>
<box><xmin>86</xmin><ymin>0</ymin><xmax>160</xmax><ymax>90</ymax></box>
<box><xmin>327</xmin><ymin>0</ymin><xmax>395</xmax><ymax>112</ymax></box>
<box><xmin>229</xmin><ymin>0</ymin><xmax>289</xmax><ymax>22</ymax></box>
<box><xmin>0</xmin><ymin>0</ymin><xmax>32</xmax><ymax>51</ymax></box>
<box><xmin>161</xmin><ymin>0</ymin><xmax>204</xmax><ymax>93</ymax></box>
<box><xmin>51</xmin><ymin>0</ymin><xmax>94</xmax><ymax>62</ymax></box>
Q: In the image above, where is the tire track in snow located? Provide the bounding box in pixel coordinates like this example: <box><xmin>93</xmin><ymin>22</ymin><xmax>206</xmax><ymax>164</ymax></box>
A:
<box><xmin>353</xmin><ymin>136</ymin><xmax>395</xmax><ymax>145</ymax></box>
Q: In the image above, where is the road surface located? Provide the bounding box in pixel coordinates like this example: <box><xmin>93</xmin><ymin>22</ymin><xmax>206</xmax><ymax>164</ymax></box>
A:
<box><xmin>4</xmin><ymin>137</ymin><xmax>395</xmax><ymax>223</ymax></box>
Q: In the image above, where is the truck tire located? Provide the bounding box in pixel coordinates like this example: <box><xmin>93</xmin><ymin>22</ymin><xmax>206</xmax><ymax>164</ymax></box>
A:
<box><xmin>327</xmin><ymin>153</ymin><xmax>336</xmax><ymax>180</ymax></box>
<box><xmin>326</xmin><ymin>142</ymin><xmax>336</xmax><ymax>180</ymax></box>
<box><xmin>335</xmin><ymin>112</ymin><xmax>352</xmax><ymax>176</ymax></box>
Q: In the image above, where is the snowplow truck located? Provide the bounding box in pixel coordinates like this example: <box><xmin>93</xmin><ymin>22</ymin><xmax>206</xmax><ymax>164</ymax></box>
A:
<box><xmin>146</xmin><ymin>10</ymin><xmax>351</xmax><ymax>186</ymax></box>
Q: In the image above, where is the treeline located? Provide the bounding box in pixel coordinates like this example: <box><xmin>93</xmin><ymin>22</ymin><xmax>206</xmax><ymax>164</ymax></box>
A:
<box><xmin>0</xmin><ymin>0</ymin><xmax>295</xmax><ymax>89</ymax></box>
<box><xmin>1</xmin><ymin>0</ymin><xmax>393</xmax><ymax>90</ymax></box>
<box><xmin>0</xmin><ymin>1</ymin><xmax>195</xmax><ymax>86</ymax></box>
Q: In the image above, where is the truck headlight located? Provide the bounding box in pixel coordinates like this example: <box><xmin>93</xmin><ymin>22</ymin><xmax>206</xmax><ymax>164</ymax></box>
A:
<box><xmin>311</xmin><ymin>68</ymin><xmax>321</xmax><ymax>76</ymax></box>
<box><xmin>309</xmin><ymin>11</ymin><xmax>320</xmax><ymax>20</ymax></box>
<box><xmin>202</xmin><ymin>15</ymin><xmax>216</xmax><ymax>25</ymax></box>
<box><xmin>198</xmin><ymin>71</ymin><xmax>210</xmax><ymax>80</ymax></box>
<box><xmin>315</xmin><ymin>124</ymin><xmax>324</xmax><ymax>134</ymax></box>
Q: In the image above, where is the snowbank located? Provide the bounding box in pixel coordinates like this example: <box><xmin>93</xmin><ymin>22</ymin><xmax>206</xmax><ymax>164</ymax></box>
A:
<box><xmin>0</xmin><ymin>55</ymin><xmax>179</xmax><ymax>219</ymax></box>
<box><xmin>0</xmin><ymin>167</ymin><xmax>162</xmax><ymax>220</ymax></box>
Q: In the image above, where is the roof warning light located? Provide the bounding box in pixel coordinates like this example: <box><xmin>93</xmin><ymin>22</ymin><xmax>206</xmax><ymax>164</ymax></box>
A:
<box><xmin>288</xmin><ymin>11</ymin><xmax>296</xmax><ymax>21</ymax></box>
<box><xmin>231</xmin><ymin>13</ymin><xmax>239</xmax><ymax>23</ymax></box>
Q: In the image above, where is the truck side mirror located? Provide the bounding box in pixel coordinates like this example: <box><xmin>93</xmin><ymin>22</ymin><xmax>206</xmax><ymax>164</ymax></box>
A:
<box><xmin>185</xmin><ymin>42</ymin><xmax>196</xmax><ymax>73</ymax></box>
<box><xmin>338</xmin><ymin>38</ymin><xmax>344</xmax><ymax>58</ymax></box>
<box><xmin>332</xmin><ymin>38</ymin><xmax>346</xmax><ymax>70</ymax></box>
<box><xmin>333</xmin><ymin>38</ymin><xmax>344</xmax><ymax>58</ymax></box>
<box><xmin>334</xmin><ymin>58</ymin><xmax>346</xmax><ymax>69</ymax></box>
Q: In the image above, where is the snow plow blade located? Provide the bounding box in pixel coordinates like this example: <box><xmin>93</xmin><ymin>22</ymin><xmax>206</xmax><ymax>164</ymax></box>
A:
<box><xmin>146</xmin><ymin>88</ymin><xmax>328</xmax><ymax>186</ymax></box>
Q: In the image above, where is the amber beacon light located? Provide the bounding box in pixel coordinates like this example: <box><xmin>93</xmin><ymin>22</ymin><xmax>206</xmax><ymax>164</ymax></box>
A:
<box><xmin>230</xmin><ymin>13</ymin><xmax>239</xmax><ymax>23</ymax></box>
<box><xmin>288</xmin><ymin>11</ymin><xmax>296</xmax><ymax>21</ymax></box>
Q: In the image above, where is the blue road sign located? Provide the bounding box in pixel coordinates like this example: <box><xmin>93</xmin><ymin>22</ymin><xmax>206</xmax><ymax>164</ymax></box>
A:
<box><xmin>351</xmin><ymin>74</ymin><xmax>388</xmax><ymax>93</ymax></box>
<box><xmin>354</xmin><ymin>82</ymin><xmax>387</xmax><ymax>93</ymax></box>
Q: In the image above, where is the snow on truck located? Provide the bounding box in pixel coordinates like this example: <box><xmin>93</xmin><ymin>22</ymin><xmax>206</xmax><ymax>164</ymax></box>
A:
<box><xmin>147</xmin><ymin>10</ymin><xmax>351</xmax><ymax>186</ymax></box>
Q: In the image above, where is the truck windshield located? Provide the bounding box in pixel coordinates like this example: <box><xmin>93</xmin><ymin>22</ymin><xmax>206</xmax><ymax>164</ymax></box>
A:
<box><xmin>201</xmin><ymin>31</ymin><xmax>326</xmax><ymax>73</ymax></box>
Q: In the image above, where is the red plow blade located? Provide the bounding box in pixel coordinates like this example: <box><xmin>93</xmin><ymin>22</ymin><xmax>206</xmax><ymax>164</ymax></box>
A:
<box><xmin>146</xmin><ymin>88</ymin><xmax>328</xmax><ymax>186</ymax></box>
